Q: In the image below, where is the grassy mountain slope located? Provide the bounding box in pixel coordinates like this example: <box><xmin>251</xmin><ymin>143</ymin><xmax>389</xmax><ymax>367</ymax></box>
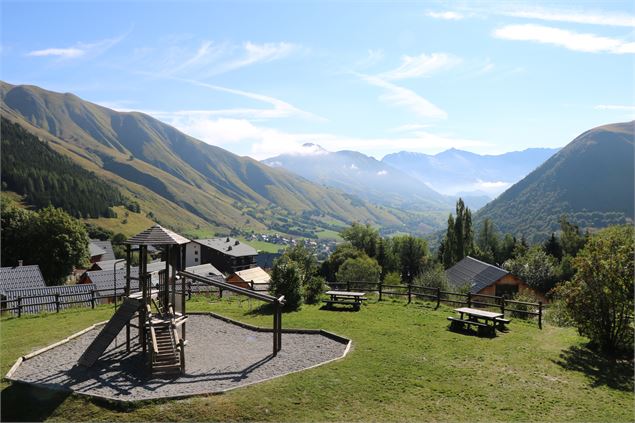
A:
<box><xmin>476</xmin><ymin>121</ymin><xmax>634</xmax><ymax>241</ymax></box>
<box><xmin>0</xmin><ymin>81</ymin><xmax>409</xmax><ymax>237</ymax></box>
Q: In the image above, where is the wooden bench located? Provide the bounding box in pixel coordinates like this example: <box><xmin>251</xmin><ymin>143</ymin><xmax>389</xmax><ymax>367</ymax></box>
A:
<box><xmin>447</xmin><ymin>316</ymin><xmax>494</xmax><ymax>336</ymax></box>
<box><xmin>494</xmin><ymin>317</ymin><xmax>511</xmax><ymax>329</ymax></box>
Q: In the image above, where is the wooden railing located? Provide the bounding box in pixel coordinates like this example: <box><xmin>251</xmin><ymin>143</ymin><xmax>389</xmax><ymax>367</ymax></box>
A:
<box><xmin>327</xmin><ymin>281</ymin><xmax>544</xmax><ymax>329</ymax></box>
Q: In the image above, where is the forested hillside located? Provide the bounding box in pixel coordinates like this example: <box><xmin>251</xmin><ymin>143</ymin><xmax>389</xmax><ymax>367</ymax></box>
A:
<box><xmin>476</xmin><ymin>121</ymin><xmax>634</xmax><ymax>241</ymax></box>
<box><xmin>1</xmin><ymin>117</ymin><xmax>124</xmax><ymax>218</ymax></box>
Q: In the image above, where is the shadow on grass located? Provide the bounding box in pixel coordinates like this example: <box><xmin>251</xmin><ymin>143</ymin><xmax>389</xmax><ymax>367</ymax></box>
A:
<box><xmin>1</xmin><ymin>383</ymin><xmax>70</xmax><ymax>422</ymax></box>
<box><xmin>552</xmin><ymin>345</ymin><xmax>634</xmax><ymax>392</ymax></box>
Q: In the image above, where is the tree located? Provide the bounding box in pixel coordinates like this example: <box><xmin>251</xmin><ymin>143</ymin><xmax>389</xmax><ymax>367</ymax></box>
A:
<box><xmin>284</xmin><ymin>241</ymin><xmax>323</xmax><ymax>304</ymax></box>
<box><xmin>559</xmin><ymin>215</ymin><xmax>586</xmax><ymax>257</ymax></box>
<box><xmin>269</xmin><ymin>256</ymin><xmax>303</xmax><ymax>310</ymax></box>
<box><xmin>543</xmin><ymin>232</ymin><xmax>563</xmax><ymax>261</ymax></box>
<box><xmin>503</xmin><ymin>246</ymin><xmax>557</xmax><ymax>292</ymax></box>
<box><xmin>393</xmin><ymin>235</ymin><xmax>428</xmax><ymax>284</ymax></box>
<box><xmin>1</xmin><ymin>204</ymin><xmax>89</xmax><ymax>285</ymax></box>
<box><xmin>554</xmin><ymin>225</ymin><xmax>634</xmax><ymax>353</ymax></box>
<box><xmin>320</xmin><ymin>243</ymin><xmax>364</xmax><ymax>281</ymax></box>
<box><xmin>414</xmin><ymin>263</ymin><xmax>449</xmax><ymax>291</ymax></box>
<box><xmin>376</xmin><ymin>237</ymin><xmax>399</xmax><ymax>281</ymax></box>
<box><xmin>340</xmin><ymin>223</ymin><xmax>379</xmax><ymax>258</ymax></box>
<box><xmin>475</xmin><ymin>218</ymin><xmax>500</xmax><ymax>264</ymax></box>
<box><xmin>336</xmin><ymin>256</ymin><xmax>381</xmax><ymax>285</ymax></box>
<box><xmin>439</xmin><ymin>199</ymin><xmax>474</xmax><ymax>268</ymax></box>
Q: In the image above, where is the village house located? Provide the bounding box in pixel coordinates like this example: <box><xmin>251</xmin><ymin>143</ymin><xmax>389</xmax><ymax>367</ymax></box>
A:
<box><xmin>445</xmin><ymin>256</ymin><xmax>548</xmax><ymax>303</ymax></box>
<box><xmin>226</xmin><ymin>266</ymin><xmax>271</xmax><ymax>292</ymax></box>
<box><xmin>88</xmin><ymin>239</ymin><xmax>115</xmax><ymax>263</ymax></box>
<box><xmin>185</xmin><ymin>237</ymin><xmax>257</xmax><ymax>274</ymax></box>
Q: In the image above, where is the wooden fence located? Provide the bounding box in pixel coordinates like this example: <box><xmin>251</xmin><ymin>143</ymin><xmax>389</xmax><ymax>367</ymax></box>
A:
<box><xmin>328</xmin><ymin>281</ymin><xmax>544</xmax><ymax>329</ymax></box>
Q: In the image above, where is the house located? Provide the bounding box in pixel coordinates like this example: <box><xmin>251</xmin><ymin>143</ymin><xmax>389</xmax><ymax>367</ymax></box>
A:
<box><xmin>227</xmin><ymin>266</ymin><xmax>271</xmax><ymax>292</ymax></box>
<box><xmin>89</xmin><ymin>259</ymin><xmax>126</xmax><ymax>271</ymax></box>
<box><xmin>88</xmin><ymin>239</ymin><xmax>115</xmax><ymax>263</ymax></box>
<box><xmin>185</xmin><ymin>237</ymin><xmax>257</xmax><ymax>274</ymax></box>
<box><xmin>445</xmin><ymin>256</ymin><xmax>548</xmax><ymax>302</ymax></box>
<box><xmin>0</xmin><ymin>264</ymin><xmax>47</xmax><ymax>295</ymax></box>
<box><xmin>185</xmin><ymin>263</ymin><xmax>225</xmax><ymax>294</ymax></box>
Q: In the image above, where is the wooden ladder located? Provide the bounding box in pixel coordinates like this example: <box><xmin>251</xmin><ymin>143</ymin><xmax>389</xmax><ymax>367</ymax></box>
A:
<box><xmin>150</xmin><ymin>321</ymin><xmax>181</xmax><ymax>374</ymax></box>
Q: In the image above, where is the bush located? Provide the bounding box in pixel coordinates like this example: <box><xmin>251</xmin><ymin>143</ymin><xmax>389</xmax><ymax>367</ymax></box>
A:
<box><xmin>336</xmin><ymin>256</ymin><xmax>381</xmax><ymax>285</ymax></box>
<box><xmin>507</xmin><ymin>292</ymin><xmax>540</xmax><ymax>319</ymax></box>
<box><xmin>304</xmin><ymin>275</ymin><xmax>326</xmax><ymax>304</ymax></box>
<box><xmin>414</xmin><ymin>263</ymin><xmax>449</xmax><ymax>291</ymax></box>
<box><xmin>269</xmin><ymin>256</ymin><xmax>303</xmax><ymax>310</ymax></box>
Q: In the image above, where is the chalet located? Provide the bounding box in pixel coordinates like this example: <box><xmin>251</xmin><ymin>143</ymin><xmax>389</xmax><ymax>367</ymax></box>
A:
<box><xmin>446</xmin><ymin>256</ymin><xmax>548</xmax><ymax>302</ymax></box>
<box><xmin>1</xmin><ymin>264</ymin><xmax>47</xmax><ymax>309</ymax></box>
<box><xmin>185</xmin><ymin>237</ymin><xmax>257</xmax><ymax>274</ymax></box>
<box><xmin>227</xmin><ymin>267</ymin><xmax>271</xmax><ymax>292</ymax></box>
<box><xmin>88</xmin><ymin>239</ymin><xmax>115</xmax><ymax>263</ymax></box>
<box><xmin>90</xmin><ymin>259</ymin><xmax>125</xmax><ymax>271</ymax></box>
<box><xmin>184</xmin><ymin>263</ymin><xmax>225</xmax><ymax>294</ymax></box>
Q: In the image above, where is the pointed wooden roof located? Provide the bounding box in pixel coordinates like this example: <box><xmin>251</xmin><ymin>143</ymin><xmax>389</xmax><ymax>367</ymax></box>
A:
<box><xmin>125</xmin><ymin>224</ymin><xmax>190</xmax><ymax>245</ymax></box>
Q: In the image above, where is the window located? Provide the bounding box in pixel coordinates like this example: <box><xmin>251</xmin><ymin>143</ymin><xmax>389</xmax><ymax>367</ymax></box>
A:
<box><xmin>194</xmin><ymin>258</ymin><xmax>199</xmax><ymax>263</ymax></box>
<box><xmin>495</xmin><ymin>284</ymin><xmax>518</xmax><ymax>299</ymax></box>
<box><xmin>194</xmin><ymin>250</ymin><xmax>198</xmax><ymax>255</ymax></box>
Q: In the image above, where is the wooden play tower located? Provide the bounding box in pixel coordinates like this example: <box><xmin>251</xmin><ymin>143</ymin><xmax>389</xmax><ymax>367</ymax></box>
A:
<box><xmin>78</xmin><ymin>224</ymin><xmax>190</xmax><ymax>375</ymax></box>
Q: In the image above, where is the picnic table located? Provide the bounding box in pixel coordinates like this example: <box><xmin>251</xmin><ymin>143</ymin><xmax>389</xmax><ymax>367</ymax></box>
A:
<box><xmin>447</xmin><ymin>307</ymin><xmax>510</xmax><ymax>336</ymax></box>
<box><xmin>323</xmin><ymin>290</ymin><xmax>367</xmax><ymax>311</ymax></box>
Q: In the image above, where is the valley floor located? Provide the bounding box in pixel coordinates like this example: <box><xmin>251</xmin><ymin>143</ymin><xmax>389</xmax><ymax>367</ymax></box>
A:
<box><xmin>1</xmin><ymin>297</ymin><xmax>633</xmax><ymax>422</ymax></box>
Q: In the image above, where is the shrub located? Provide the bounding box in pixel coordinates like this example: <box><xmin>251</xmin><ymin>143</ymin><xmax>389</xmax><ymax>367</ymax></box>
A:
<box><xmin>414</xmin><ymin>263</ymin><xmax>449</xmax><ymax>291</ymax></box>
<box><xmin>269</xmin><ymin>256</ymin><xmax>303</xmax><ymax>310</ymax></box>
<box><xmin>304</xmin><ymin>275</ymin><xmax>326</xmax><ymax>304</ymax></box>
<box><xmin>507</xmin><ymin>292</ymin><xmax>540</xmax><ymax>319</ymax></box>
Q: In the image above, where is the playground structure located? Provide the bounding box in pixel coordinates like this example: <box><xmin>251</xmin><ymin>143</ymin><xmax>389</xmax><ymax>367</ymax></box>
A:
<box><xmin>76</xmin><ymin>224</ymin><xmax>287</xmax><ymax>376</ymax></box>
<box><xmin>78</xmin><ymin>224</ymin><xmax>190</xmax><ymax>375</ymax></box>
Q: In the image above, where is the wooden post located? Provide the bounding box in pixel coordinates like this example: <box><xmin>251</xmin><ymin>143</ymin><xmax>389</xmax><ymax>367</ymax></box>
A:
<box><xmin>467</xmin><ymin>292</ymin><xmax>472</xmax><ymax>308</ymax></box>
<box><xmin>378</xmin><ymin>282</ymin><xmax>383</xmax><ymax>301</ymax></box>
<box><xmin>55</xmin><ymin>293</ymin><xmax>60</xmax><ymax>313</ymax></box>
<box><xmin>407</xmin><ymin>284</ymin><xmax>412</xmax><ymax>304</ymax></box>
<box><xmin>538</xmin><ymin>302</ymin><xmax>543</xmax><ymax>329</ymax></box>
<box><xmin>435</xmin><ymin>287</ymin><xmax>441</xmax><ymax>310</ymax></box>
<box><xmin>273</xmin><ymin>302</ymin><xmax>278</xmax><ymax>356</ymax></box>
<box><xmin>219</xmin><ymin>288</ymin><xmax>223</xmax><ymax>299</ymax></box>
<box><xmin>346</xmin><ymin>281</ymin><xmax>350</xmax><ymax>292</ymax></box>
<box><xmin>17</xmin><ymin>296</ymin><xmax>22</xmax><ymax>317</ymax></box>
<box><xmin>501</xmin><ymin>298</ymin><xmax>506</xmax><ymax>316</ymax></box>
<box><xmin>180</xmin><ymin>339</ymin><xmax>185</xmax><ymax>374</ymax></box>
<box><xmin>125</xmin><ymin>244</ymin><xmax>131</xmax><ymax>353</ymax></box>
<box><xmin>91</xmin><ymin>290</ymin><xmax>95</xmax><ymax>309</ymax></box>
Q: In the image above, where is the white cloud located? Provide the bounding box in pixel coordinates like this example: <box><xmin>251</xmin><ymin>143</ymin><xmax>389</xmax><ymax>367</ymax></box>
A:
<box><xmin>27</xmin><ymin>32</ymin><xmax>128</xmax><ymax>59</ymax></box>
<box><xmin>426</xmin><ymin>11</ymin><xmax>464</xmax><ymax>20</ymax></box>
<box><xmin>493</xmin><ymin>24</ymin><xmax>635</xmax><ymax>54</ymax></box>
<box><xmin>377</xmin><ymin>170</ymin><xmax>388</xmax><ymax>176</ymax></box>
<box><xmin>356</xmin><ymin>49</ymin><xmax>385</xmax><ymax>68</ymax></box>
<box><xmin>379</xmin><ymin>53</ymin><xmax>461</xmax><ymax>80</ymax></box>
<box><xmin>212</xmin><ymin>41</ymin><xmax>296</xmax><ymax>75</ymax></box>
<box><xmin>350</xmin><ymin>164</ymin><xmax>359</xmax><ymax>170</ymax></box>
<box><xmin>358</xmin><ymin>74</ymin><xmax>447</xmax><ymax>119</ymax></box>
<box><xmin>501</xmin><ymin>7</ymin><xmax>635</xmax><ymax>27</ymax></box>
<box><xmin>595</xmin><ymin>104</ymin><xmax>635</xmax><ymax>111</ymax></box>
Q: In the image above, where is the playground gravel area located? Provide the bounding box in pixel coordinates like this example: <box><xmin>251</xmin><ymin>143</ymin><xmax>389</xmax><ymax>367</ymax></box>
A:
<box><xmin>8</xmin><ymin>314</ymin><xmax>349</xmax><ymax>401</ymax></box>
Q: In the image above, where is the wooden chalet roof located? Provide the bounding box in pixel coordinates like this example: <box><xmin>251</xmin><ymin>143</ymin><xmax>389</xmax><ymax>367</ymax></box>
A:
<box><xmin>230</xmin><ymin>267</ymin><xmax>271</xmax><ymax>285</ymax></box>
<box><xmin>125</xmin><ymin>224</ymin><xmax>190</xmax><ymax>246</ymax></box>
<box><xmin>0</xmin><ymin>265</ymin><xmax>46</xmax><ymax>295</ymax></box>
<box><xmin>445</xmin><ymin>256</ymin><xmax>509</xmax><ymax>294</ymax></box>
<box><xmin>195</xmin><ymin>237</ymin><xmax>257</xmax><ymax>257</ymax></box>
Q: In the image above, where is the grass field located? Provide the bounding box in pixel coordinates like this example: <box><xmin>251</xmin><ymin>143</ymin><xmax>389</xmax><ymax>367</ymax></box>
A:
<box><xmin>1</xmin><ymin>297</ymin><xmax>633</xmax><ymax>422</ymax></box>
<box><xmin>237</xmin><ymin>238</ymin><xmax>284</xmax><ymax>253</ymax></box>
<box><xmin>315</xmin><ymin>229</ymin><xmax>343</xmax><ymax>240</ymax></box>
<box><xmin>83</xmin><ymin>206</ymin><xmax>156</xmax><ymax>237</ymax></box>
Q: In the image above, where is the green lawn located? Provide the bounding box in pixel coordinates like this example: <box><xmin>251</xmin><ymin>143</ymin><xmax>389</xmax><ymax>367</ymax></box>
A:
<box><xmin>1</xmin><ymin>298</ymin><xmax>633</xmax><ymax>422</ymax></box>
<box><xmin>238</xmin><ymin>237</ymin><xmax>283</xmax><ymax>253</ymax></box>
<box><xmin>315</xmin><ymin>229</ymin><xmax>343</xmax><ymax>240</ymax></box>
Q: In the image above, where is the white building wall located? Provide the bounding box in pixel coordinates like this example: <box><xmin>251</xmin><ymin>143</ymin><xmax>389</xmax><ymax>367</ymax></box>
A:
<box><xmin>185</xmin><ymin>242</ymin><xmax>201</xmax><ymax>267</ymax></box>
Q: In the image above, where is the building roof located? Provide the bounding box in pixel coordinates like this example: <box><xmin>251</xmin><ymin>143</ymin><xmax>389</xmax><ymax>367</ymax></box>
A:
<box><xmin>88</xmin><ymin>242</ymin><xmax>107</xmax><ymax>258</ymax></box>
<box><xmin>185</xmin><ymin>263</ymin><xmax>223</xmax><ymax>277</ymax></box>
<box><xmin>4</xmin><ymin>284</ymin><xmax>95</xmax><ymax>314</ymax></box>
<box><xmin>445</xmin><ymin>256</ymin><xmax>509</xmax><ymax>294</ymax></box>
<box><xmin>125</xmin><ymin>224</ymin><xmax>190</xmax><ymax>246</ymax></box>
<box><xmin>194</xmin><ymin>237</ymin><xmax>257</xmax><ymax>257</ymax></box>
<box><xmin>82</xmin><ymin>268</ymin><xmax>140</xmax><ymax>297</ymax></box>
<box><xmin>89</xmin><ymin>239</ymin><xmax>116</xmax><ymax>261</ymax></box>
<box><xmin>90</xmin><ymin>259</ymin><xmax>126</xmax><ymax>271</ymax></box>
<box><xmin>0</xmin><ymin>265</ymin><xmax>47</xmax><ymax>295</ymax></box>
<box><xmin>230</xmin><ymin>267</ymin><xmax>271</xmax><ymax>285</ymax></box>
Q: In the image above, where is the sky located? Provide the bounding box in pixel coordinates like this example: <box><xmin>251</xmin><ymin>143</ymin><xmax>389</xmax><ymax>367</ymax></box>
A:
<box><xmin>1</xmin><ymin>0</ymin><xmax>634</xmax><ymax>160</ymax></box>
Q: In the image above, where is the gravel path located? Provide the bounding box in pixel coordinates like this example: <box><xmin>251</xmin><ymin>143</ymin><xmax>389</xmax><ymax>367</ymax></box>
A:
<box><xmin>10</xmin><ymin>314</ymin><xmax>349</xmax><ymax>401</ymax></box>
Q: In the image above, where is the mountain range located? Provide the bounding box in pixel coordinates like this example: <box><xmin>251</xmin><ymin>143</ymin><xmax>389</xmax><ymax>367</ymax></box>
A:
<box><xmin>475</xmin><ymin>121</ymin><xmax>634</xmax><ymax>241</ymax></box>
<box><xmin>0</xmin><ymin>81</ymin><xmax>415</xmax><ymax>237</ymax></box>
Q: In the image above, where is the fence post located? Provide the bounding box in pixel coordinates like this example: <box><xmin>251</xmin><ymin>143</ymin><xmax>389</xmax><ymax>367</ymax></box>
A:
<box><xmin>407</xmin><ymin>284</ymin><xmax>412</xmax><ymax>304</ymax></box>
<box><xmin>378</xmin><ymin>282</ymin><xmax>383</xmax><ymax>301</ymax></box>
<box><xmin>17</xmin><ymin>296</ymin><xmax>22</xmax><ymax>317</ymax></box>
<box><xmin>467</xmin><ymin>292</ymin><xmax>472</xmax><ymax>308</ymax></box>
<box><xmin>219</xmin><ymin>288</ymin><xmax>223</xmax><ymax>299</ymax></box>
<box><xmin>346</xmin><ymin>281</ymin><xmax>350</xmax><ymax>292</ymax></box>
<box><xmin>55</xmin><ymin>293</ymin><xmax>60</xmax><ymax>313</ymax></box>
<box><xmin>91</xmin><ymin>290</ymin><xmax>95</xmax><ymax>309</ymax></box>
<box><xmin>188</xmin><ymin>281</ymin><xmax>192</xmax><ymax>300</ymax></box>
<box><xmin>538</xmin><ymin>302</ymin><xmax>543</xmax><ymax>329</ymax></box>
<box><xmin>436</xmin><ymin>287</ymin><xmax>440</xmax><ymax>309</ymax></box>
<box><xmin>501</xmin><ymin>298</ymin><xmax>505</xmax><ymax>316</ymax></box>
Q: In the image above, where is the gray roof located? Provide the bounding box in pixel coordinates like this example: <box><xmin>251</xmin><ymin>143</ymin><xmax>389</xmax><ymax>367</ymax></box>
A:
<box><xmin>88</xmin><ymin>242</ymin><xmax>107</xmax><ymax>258</ymax></box>
<box><xmin>185</xmin><ymin>263</ymin><xmax>223</xmax><ymax>277</ymax></box>
<box><xmin>125</xmin><ymin>224</ymin><xmax>190</xmax><ymax>246</ymax></box>
<box><xmin>195</xmin><ymin>237</ymin><xmax>257</xmax><ymax>257</ymax></box>
<box><xmin>0</xmin><ymin>265</ymin><xmax>47</xmax><ymax>295</ymax></box>
<box><xmin>91</xmin><ymin>259</ymin><xmax>125</xmax><ymax>271</ymax></box>
<box><xmin>4</xmin><ymin>284</ymin><xmax>95</xmax><ymax>314</ymax></box>
<box><xmin>82</xmin><ymin>268</ymin><xmax>140</xmax><ymax>297</ymax></box>
<box><xmin>445</xmin><ymin>256</ymin><xmax>509</xmax><ymax>293</ymax></box>
<box><xmin>256</xmin><ymin>252</ymin><xmax>282</xmax><ymax>269</ymax></box>
<box><xmin>89</xmin><ymin>239</ymin><xmax>116</xmax><ymax>261</ymax></box>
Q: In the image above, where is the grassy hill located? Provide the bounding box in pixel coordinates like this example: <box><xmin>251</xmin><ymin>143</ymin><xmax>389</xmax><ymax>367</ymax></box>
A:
<box><xmin>0</xmin><ymin>81</ymin><xmax>412</xmax><ymax>237</ymax></box>
<box><xmin>476</xmin><ymin>121</ymin><xmax>634</xmax><ymax>241</ymax></box>
<box><xmin>1</xmin><ymin>297</ymin><xmax>632</xmax><ymax>422</ymax></box>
